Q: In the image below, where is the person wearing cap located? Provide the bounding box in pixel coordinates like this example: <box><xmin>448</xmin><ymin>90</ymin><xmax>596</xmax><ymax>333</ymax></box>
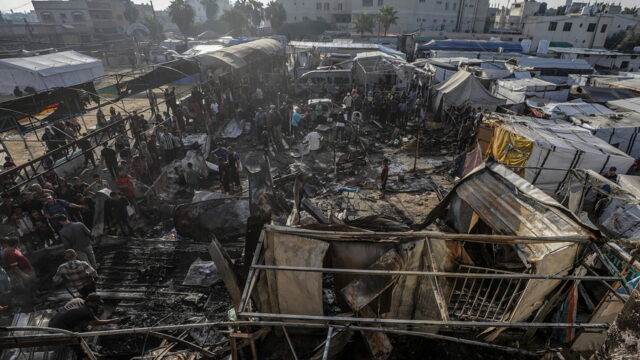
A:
<box><xmin>55</xmin><ymin>214</ymin><xmax>97</xmax><ymax>267</ymax></box>
<box><xmin>53</xmin><ymin>249</ymin><xmax>98</xmax><ymax>297</ymax></box>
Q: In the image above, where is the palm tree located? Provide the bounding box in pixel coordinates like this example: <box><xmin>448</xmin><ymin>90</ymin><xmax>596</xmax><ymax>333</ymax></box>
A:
<box><xmin>123</xmin><ymin>1</ymin><xmax>139</xmax><ymax>24</ymax></box>
<box><xmin>265</xmin><ymin>1</ymin><xmax>286</xmax><ymax>32</ymax></box>
<box><xmin>353</xmin><ymin>13</ymin><xmax>375</xmax><ymax>37</ymax></box>
<box><xmin>144</xmin><ymin>15</ymin><xmax>165</xmax><ymax>42</ymax></box>
<box><xmin>378</xmin><ymin>6</ymin><xmax>398</xmax><ymax>36</ymax></box>
<box><xmin>235</xmin><ymin>0</ymin><xmax>263</xmax><ymax>32</ymax></box>
<box><xmin>168</xmin><ymin>0</ymin><xmax>195</xmax><ymax>45</ymax></box>
<box><xmin>200</xmin><ymin>0</ymin><xmax>219</xmax><ymax>22</ymax></box>
<box><xmin>221</xmin><ymin>8</ymin><xmax>248</xmax><ymax>37</ymax></box>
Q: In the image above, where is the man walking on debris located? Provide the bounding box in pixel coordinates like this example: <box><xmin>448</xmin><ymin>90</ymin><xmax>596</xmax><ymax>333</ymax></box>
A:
<box><xmin>107</xmin><ymin>192</ymin><xmax>134</xmax><ymax>236</ymax></box>
<box><xmin>77</xmin><ymin>134</ymin><xmax>96</xmax><ymax>168</ymax></box>
<box><xmin>56</xmin><ymin>214</ymin><xmax>97</xmax><ymax>268</ymax></box>
<box><xmin>53</xmin><ymin>249</ymin><xmax>98</xmax><ymax>297</ymax></box>
<box><xmin>100</xmin><ymin>142</ymin><xmax>119</xmax><ymax>180</ymax></box>
<box><xmin>2</xmin><ymin>237</ymin><xmax>35</xmax><ymax>310</ymax></box>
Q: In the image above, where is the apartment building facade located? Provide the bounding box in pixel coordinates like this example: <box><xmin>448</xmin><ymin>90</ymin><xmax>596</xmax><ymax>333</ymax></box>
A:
<box><xmin>493</xmin><ymin>0</ymin><xmax>541</xmax><ymax>31</ymax></box>
<box><xmin>32</xmin><ymin>0</ymin><xmax>155</xmax><ymax>42</ymax></box>
<box><xmin>280</xmin><ymin>0</ymin><xmax>488</xmax><ymax>33</ymax></box>
<box><xmin>522</xmin><ymin>13</ymin><xmax>640</xmax><ymax>51</ymax></box>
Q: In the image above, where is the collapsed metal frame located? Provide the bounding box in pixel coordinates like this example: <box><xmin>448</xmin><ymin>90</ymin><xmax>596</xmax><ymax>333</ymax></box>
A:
<box><xmin>235</xmin><ymin>226</ymin><xmax>630</xmax><ymax>356</ymax></box>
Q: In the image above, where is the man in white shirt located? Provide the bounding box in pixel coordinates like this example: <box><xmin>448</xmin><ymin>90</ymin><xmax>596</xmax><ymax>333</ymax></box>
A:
<box><xmin>303</xmin><ymin>131</ymin><xmax>322</xmax><ymax>151</ymax></box>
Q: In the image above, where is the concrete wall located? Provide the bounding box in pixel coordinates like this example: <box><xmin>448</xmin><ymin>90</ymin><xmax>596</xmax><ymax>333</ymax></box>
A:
<box><xmin>522</xmin><ymin>14</ymin><xmax>614</xmax><ymax>51</ymax></box>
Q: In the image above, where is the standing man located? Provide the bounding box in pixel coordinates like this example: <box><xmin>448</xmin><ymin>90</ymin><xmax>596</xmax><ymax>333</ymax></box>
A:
<box><xmin>227</xmin><ymin>147</ymin><xmax>241</xmax><ymax>192</ymax></box>
<box><xmin>380</xmin><ymin>158</ymin><xmax>389</xmax><ymax>198</ymax></box>
<box><xmin>55</xmin><ymin>214</ymin><xmax>97</xmax><ymax>268</ymax></box>
<box><xmin>77</xmin><ymin>134</ymin><xmax>96</xmax><ymax>168</ymax></box>
<box><xmin>53</xmin><ymin>249</ymin><xmax>98</xmax><ymax>297</ymax></box>
<box><xmin>2</xmin><ymin>237</ymin><xmax>35</xmax><ymax>311</ymax></box>
<box><xmin>41</xmin><ymin>195</ymin><xmax>86</xmax><ymax>233</ymax></box>
<box><xmin>342</xmin><ymin>92</ymin><xmax>353</xmax><ymax>116</ymax></box>
<box><xmin>100</xmin><ymin>142</ymin><xmax>119</xmax><ymax>180</ymax></box>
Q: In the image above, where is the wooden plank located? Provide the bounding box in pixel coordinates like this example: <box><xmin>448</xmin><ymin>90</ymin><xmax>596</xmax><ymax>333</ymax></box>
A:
<box><xmin>208</xmin><ymin>235</ymin><xmax>243</xmax><ymax>309</ymax></box>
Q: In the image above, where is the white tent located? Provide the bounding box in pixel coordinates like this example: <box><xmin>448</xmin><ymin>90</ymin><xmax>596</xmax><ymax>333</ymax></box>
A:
<box><xmin>527</xmin><ymin>98</ymin><xmax>614</xmax><ymax>119</ymax></box>
<box><xmin>493</xmin><ymin>77</ymin><xmax>568</xmax><ymax>104</ymax></box>
<box><xmin>486</xmin><ymin>114</ymin><xmax>635</xmax><ymax>195</ymax></box>
<box><xmin>570</xmin><ymin>112</ymin><xmax>640</xmax><ymax>158</ymax></box>
<box><xmin>0</xmin><ymin>51</ymin><xmax>104</xmax><ymax>95</ymax></box>
<box><xmin>607</xmin><ymin>97</ymin><xmax>640</xmax><ymax>112</ymax></box>
<box><xmin>433</xmin><ymin>70</ymin><xmax>506</xmax><ymax>111</ymax></box>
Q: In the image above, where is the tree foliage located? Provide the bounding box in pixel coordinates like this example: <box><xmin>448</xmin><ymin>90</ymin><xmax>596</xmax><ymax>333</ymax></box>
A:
<box><xmin>200</xmin><ymin>0</ymin><xmax>219</xmax><ymax>22</ymax></box>
<box><xmin>169</xmin><ymin>0</ymin><xmax>195</xmax><ymax>38</ymax></box>
<box><xmin>265</xmin><ymin>1</ymin><xmax>287</xmax><ymax>32</ymax></box>
<box><xmin>123</xmin><ymin>1</ymin><xmax>139</xmax><ymax>24</ymax></box>
<box><xmin>234</xmin><ymin>0</ymin><xmax>263</xmax><ymax>34</ymax></box>
<box><xmin>621</xmin><ymin>7</ymin><xmax>638</xmax><ymax>15</ymax></box>
<box><xmin>353</xmin><ymin>13</ymin><xmax>375</xmax><ymax>37</ymax></box>
<box><xmin>221</xmin><ymin>8</ymin><xmax>249</xmax><ymax>37</ymax></box>
<box><xmin>378</xmin><ymin>6</ymin><xmax>398</xmax><ymax>36</ymax></box>
<box><xmin>144</xmin><ymin>16</ymin><xmax>165</xmax><ymax>42</ymax></box>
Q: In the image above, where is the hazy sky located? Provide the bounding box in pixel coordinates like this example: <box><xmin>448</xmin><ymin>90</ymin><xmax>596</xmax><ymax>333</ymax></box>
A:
<box><xmin>0</xmin><ymin>0</ymin><xmax>638</xmax><ymax>14</ymax></box>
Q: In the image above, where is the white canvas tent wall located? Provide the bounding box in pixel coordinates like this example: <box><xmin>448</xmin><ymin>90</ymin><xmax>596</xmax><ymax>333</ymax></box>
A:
<box><xmin>0</xmin><ymin>51</ymin><xmax>104</xmax><ymax>95</ymax></box>
<box><xmin>432</xmin><ymin>70</ymin><xmax>506</xmax><ymax>112</ymax></box>
<box><xmin>570</xmin><ymin>112</ymin><xmax>640</xmax><ymax>158</ymax></box>
<box><xmin>607</xmin><ymin>97</ymin><xmax>640</xmax><ymax>113</ymax></box>
<box><xmin>488</xmin><ymin>114</ymin><xmax>635</xmax><ymax>195</ymax></box>
<box><xmin>493</xmin><ymin>77</ymin><xmax>568</xmax><ymax>104</ymax></box>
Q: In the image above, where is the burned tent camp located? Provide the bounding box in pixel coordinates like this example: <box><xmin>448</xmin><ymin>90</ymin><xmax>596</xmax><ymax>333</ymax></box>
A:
<box><xmin>4</xmin><ymin>29</ymin><xmax>640</xmax><ymax>360</ymax></box>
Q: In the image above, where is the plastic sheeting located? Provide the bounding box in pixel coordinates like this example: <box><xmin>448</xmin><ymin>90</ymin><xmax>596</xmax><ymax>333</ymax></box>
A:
<box><xmin>487</xmin><ymin>115</ymin><xmax>635</xmax><ymax>194</ymax></box>
<box><xmin>527</xmin><ymin>99</ymin><xmax>614</xmax><ymax>119</ymax></box>
<box><xmin>433</xmin><ymin>71</ymin><xmax>506</xmax><ymax>110</ymax></box>
<box><xmin>0</xmin><ymin>51</ymin><xmax>104</xmax><ymax>95</ymax></box>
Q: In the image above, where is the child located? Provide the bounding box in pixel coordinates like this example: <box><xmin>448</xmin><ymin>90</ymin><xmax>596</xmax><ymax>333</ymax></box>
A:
<box><xmin>184</xmin><ymin>162</ymin><xmax>200</xmax><ymax>192</ymax></box>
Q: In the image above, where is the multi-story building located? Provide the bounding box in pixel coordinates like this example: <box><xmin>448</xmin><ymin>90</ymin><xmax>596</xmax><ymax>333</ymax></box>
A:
<box><xmin>32</xmin><ymin>0</ymin><xmax>157</xmax><ymax>41</ymax></box>
<box><xmin>493</xmin><ymin>0</ymin><xmax>541</xmax><ymax>31</ymax></box>
<box><xmin>281</xmin><ymin>0</ymin><xmax>489</xmax><ymax>34</ymax></box>
<box><xmin>283</xmin><ymin>0</ymin><xmax>352</xmax><ymax>29</ymax></box>
<box><xmin>32</xmin><ymin>0</ymin><xmax>94</xmax><ymax>43</ymax></box>
<box><xmin>522</xmin><ymin>12</ymin><xmax>640</xmax><ymax>51</ymax></box>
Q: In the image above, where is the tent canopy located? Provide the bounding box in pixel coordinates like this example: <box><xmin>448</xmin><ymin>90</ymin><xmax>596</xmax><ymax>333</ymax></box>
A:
<box><xmin>574</xmin><ymin>86</ymin><xmax>639</xmax><ymax>103</ymax></box>
<box><xmin>0</xmin><ymin>51</ymin><xmax>104</xmax><ymax>95</ymax></box>
<box><xmin>607</xmin><ymin>97</ymin><xmax>640</xmax><ymax>113</ymax></box>
<box><xmin>198</xmin><ymin>38</ymin><xmax>284</xmax><ymax>69</ymax></box>
<box><xmin>527</xmin><ymin>98</ymin><xmax>614</xmax><ymax>118</ymax></box>
<box><xmin>434</xmin><ymin>70</ymin><xmax>506</xmax><ymax>109</ymax></box>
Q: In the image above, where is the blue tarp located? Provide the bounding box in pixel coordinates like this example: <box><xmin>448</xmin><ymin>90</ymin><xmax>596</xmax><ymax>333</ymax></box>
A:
<box><xmin>417</xmin><ymin>40</ymin><xmax>523</xmax><ymax>52</ymax></box>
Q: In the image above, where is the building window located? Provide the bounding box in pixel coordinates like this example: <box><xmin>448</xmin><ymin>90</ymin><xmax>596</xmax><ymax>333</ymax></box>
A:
<box><xmin>377</xmin><ymin>0</ymin><xmax>383</xmax><ymax>5</ymax></box>
<box><xmin>445</xmin><ymin>2</ymin><xmax>449</xmax><ymax>10</ymax></box>
<box><xmin>316</xmin><ymin>2</ymin><xmax>321</xmax><ymax>9</ymax></box>
<box><xmin>337</xmin><ymin>3</ymin><xmax>342</xmax><ymax>10</ymax></box>
<box><xmin>601</xmin><ymin>24</ymin><xmax>607</xmax><ymax>33</ymax></box>
<box><xmin>303</xmin><ymin>16</ymin><xmax>309</xmax><ymax>20</ymax></box>
<box><xmin>579</xmin><ymin>23</ymin><xmax>582</xmax><ymax>28</ymax></box>
<box><xmin>42</xmin><ymin>12</ymin><xmax>54</xmax><ymax>22</ymax></box>
<box><xmin>324</xmin><ymin>2</ymin><xmax>329</xmax><ymax>10</ymax></box>
<box><xmin>434</xmin><ymin>18</ymin><xmax>438</xmax><ymax>22</ymax></box>
<box><xmin>363</xmin><ymin>0</ymin><xmax>373</xmax><ymax>6</ymax></box>
<box><xmin>587</xmin><ymin>23</ymin><xmax>596</xmax><ymax>32</ymax></box>
<box><xmin>453</xmin><ymin>2</ymin><xmax>456</xmax><ymax>9</ymax></box>
<box><xmin>419</xmin><ymin>0</ymin><xmax>426</xmax><ymax>3</ymax></box>
<box><xmin>72</xmin><ymin>12</ymin><xmax>84</xmax><ymax>22</ymax></box>
<box><xmin>548</xmin><ymin>21</ymin><xmax>557</xmax><ymax>31</ymax></box>
<box><xmin>562</xmin><ymin>22</ymin><xmax>572</xmax><ymax>31</ymax></box>
<box><xmin>468</xmin><ymin>4</ymin><xmax>473</xmax><ymax>7</ymax></box>
<box><xmin>60</xmin><ymin>13</ymin><xmax>67</xmax><ymax>22</ymax></box>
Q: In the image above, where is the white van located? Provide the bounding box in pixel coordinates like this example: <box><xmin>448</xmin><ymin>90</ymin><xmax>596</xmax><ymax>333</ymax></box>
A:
<box><xmin>297</xmin><ymin>69</ymin><xmax>352</xmax><ymax>95</ymax></box>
